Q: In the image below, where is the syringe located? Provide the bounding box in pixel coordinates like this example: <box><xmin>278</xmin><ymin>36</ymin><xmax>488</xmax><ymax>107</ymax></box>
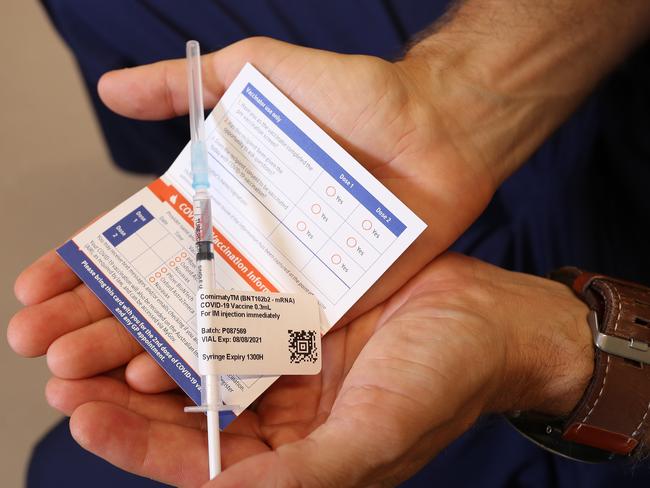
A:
<box><xmin>182</xmin><ymin>39</ymin><xmax>223</xmax><ymax>479</ymax></box>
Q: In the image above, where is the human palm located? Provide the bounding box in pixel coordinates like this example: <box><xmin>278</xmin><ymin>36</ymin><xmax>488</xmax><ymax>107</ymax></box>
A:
<box><xmin>8</xmin><ymin>38</ymin><xmax>505</xmax><ymax>486</ymax></box>
<box><xmin>49</xmin><ymin>254</ymin><xmax>511</xmax><ymax>487</ymax></box>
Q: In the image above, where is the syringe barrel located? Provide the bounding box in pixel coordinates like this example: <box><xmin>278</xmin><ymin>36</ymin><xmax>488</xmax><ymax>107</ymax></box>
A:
<box><xmin>200</xmin><ymin>374</ymin><xmax>222</xmax><ymax>410</ymax></box>
<box><xmin>193</xmin><ymin>190</ymin><xmax>213</xmax><ymax>245</ymax></box>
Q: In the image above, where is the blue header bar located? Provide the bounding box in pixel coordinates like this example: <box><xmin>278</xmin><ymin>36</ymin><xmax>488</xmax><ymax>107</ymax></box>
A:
<box><xmin>242</xmin><ymin>83</ymin><xmax>406</xmax><ymax>237</ymax></box>
<box><xmin>103</xmin><ymin>205</ymin><xmax>153</xmax><ymax>246</ymax></box>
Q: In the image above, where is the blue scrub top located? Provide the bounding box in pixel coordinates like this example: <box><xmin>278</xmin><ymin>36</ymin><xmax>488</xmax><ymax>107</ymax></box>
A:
<box><xmin>32</xmin><ymin>1</ymin><xmax>650</xmax><ymax>486</ymax></box>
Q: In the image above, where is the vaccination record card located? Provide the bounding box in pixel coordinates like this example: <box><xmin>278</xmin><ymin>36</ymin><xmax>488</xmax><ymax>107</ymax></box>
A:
<box><xmin>58</xmin><ymin>63</ymin><xmax>427</xmax><ymax>423</ymax></box>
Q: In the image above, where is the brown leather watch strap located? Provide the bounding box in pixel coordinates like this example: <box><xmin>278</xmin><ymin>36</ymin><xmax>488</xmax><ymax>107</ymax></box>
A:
<box><xmin>551</xmin><ymin>267</ymin><xmax>650</xmax><ymax>454</ymax></box>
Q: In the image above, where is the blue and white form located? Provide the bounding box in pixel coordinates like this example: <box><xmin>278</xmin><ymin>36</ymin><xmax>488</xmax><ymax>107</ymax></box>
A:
<box><xmin>167</xmin><ymin>63</ymin><xmax>426</xmax><ymax>313</ymax></box>
<box><xmin>241</xmin><ymin>83</ymin><xmax>406</xmax><ymax>237</ymax></box>
<box><xmin>58</xmin><ymin>62</ymin><xmax>426</xmax><ymax>425</ymax></box>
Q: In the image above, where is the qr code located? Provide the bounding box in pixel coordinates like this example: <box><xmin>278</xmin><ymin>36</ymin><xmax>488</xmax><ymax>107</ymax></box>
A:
<box><xmin>288</xmin><ymin>330</ymin><xmax>318</xmax><ymax>364</ymax></box>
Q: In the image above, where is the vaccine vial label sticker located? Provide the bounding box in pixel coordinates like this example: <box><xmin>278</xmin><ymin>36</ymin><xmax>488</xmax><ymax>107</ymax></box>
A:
<box><xmin>197</xmin><ymin>290</ymin><xmax>321</xmax><ymax>375</ymax></box>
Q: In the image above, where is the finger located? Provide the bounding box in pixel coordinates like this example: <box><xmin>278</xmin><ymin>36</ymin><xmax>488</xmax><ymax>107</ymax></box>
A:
<box><xmin>48</xmin><ymin>375</ymin><xmax>263</xmax><ymax>439</ymax></box>
<box><xmin>125</xmin><ymin>352</ymin><xmax>178</xmax><ymax>393</ymax></box>
<box><xmin>14</xmin><ymin>249</ymin><xmax>81</xmax><ymax>306</ymax></box>
<box><xmin>8</xmin><ymin>284</ymin><xmax>110</xmax><ymax>357</ymax></box>
<box><xmin>46</xmin><ymin>376</ymin><xmax>203</xmax><ymax>427</ymax></box>
<box><xmin>71</xmin><ymin>401</ymin><xmax>209</xmax><ymax>487</ymax></box>
<box><xmin>70</xmin><ymin>402</ymin><xmax>269</xmax><ymax>486</ymax></box>
<box><xmin>98</xmin><ymin>37</ymin><xmax>312</xmax><ymax>120</ymax></box>
<box><xmin>103</xmin><ymin>366</ymin><xmax>127</xmax><ymax>382</ymax></box>
<box><xmin>70</xmin><ymin>352</ymin><xmax>262</xmax><ymax>438</ymax></box>
<box><xmin>47</xmin><ymin>317</ymin><xmax>142</xmax><ymax>378</ymax></box>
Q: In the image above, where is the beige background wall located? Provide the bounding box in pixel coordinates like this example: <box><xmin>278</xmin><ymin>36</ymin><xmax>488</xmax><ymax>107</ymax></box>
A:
<box><xmin>1</xmin><ymin>3</ymin><xmax>151</xmax><ymax>486</ymax></box>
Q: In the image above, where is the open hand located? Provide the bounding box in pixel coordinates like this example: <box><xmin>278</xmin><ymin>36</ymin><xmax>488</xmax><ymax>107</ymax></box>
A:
<box><xmin>9</xmin><ymin>37</ymin><xmax>500</xmax><ymax>390</ymax></box>
<box><xmin>44</xmin><ymin>254</ymin><xmax>593</xmax><ymax>487</ymax></box>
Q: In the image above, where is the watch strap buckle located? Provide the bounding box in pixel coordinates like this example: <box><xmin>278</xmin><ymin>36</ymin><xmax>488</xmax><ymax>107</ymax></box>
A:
<box><xmin>588</xmin><ymin>310</ymin><xmax>650</xmax><ymax>365</ymax></box>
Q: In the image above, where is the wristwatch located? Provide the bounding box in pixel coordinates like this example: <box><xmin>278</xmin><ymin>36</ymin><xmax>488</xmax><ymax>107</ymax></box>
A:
<box><xmin>509</xmin><ymin>267</ymin><xmax>650</xmax><ymax>462</ymax></box>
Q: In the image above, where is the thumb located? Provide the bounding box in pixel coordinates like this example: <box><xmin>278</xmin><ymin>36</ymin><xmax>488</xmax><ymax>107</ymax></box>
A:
<box><xmin>97</xmin><ymin>37</ymin><xmax>317</xmax><ymax>121</ymax></box>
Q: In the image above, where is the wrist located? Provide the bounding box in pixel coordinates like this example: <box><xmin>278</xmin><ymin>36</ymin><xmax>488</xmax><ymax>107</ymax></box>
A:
<box><xmin>520</xmin><ymin>293</ymin><xmax>594</xmax><ymax>417</ymax></box>
<box><xmin>485</xmin><ymin>278</ymin><xmax>594</xmax><ymax>417</ymax></box>
<box><xmin>506</xmin><ymin>269</ymin><xmax>650</xmax><ymax>456</ymax></box>
<box><xmin>400</xmin><ymin>0</ymin><xmax>650</xmax><ymax>186</ymax></box>
<box><xmin>395</xmin><ymin>49</ymin><xmax>506</xmax><ymax>193</ymax></box>
<box><xmin>399</xmin><ymin>34</ymin><xmax>551</xmax><ymax>189</ymax></box>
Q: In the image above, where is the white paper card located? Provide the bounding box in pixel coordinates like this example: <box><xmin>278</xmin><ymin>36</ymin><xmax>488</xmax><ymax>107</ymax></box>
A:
<box><xmin>58</xmin><ymin>63</ymin><xmax>427</xmax><ymax>426</ymax></box>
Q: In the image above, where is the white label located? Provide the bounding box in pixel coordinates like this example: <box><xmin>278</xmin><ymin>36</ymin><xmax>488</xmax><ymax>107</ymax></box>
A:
<box><xmin>197</xmin><ymin>290</ymin><xmax>321</xmax><ymax>375</ymax></box>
